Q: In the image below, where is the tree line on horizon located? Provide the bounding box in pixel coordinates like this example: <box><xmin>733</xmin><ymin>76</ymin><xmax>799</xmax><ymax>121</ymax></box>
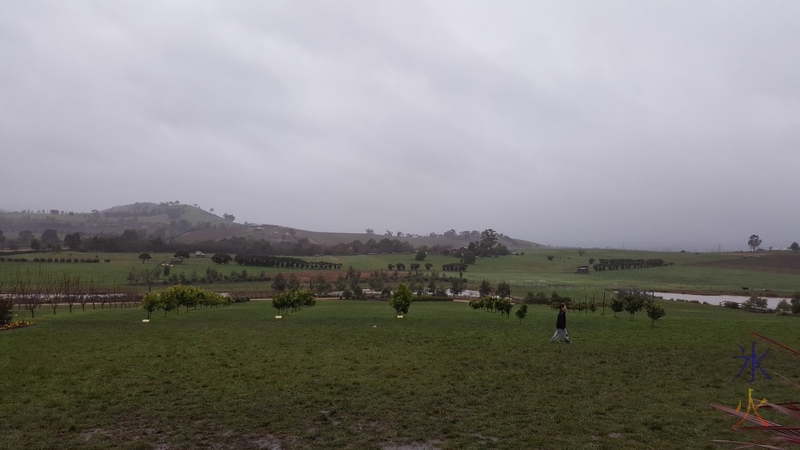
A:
<box><xmin>0</xmin><ymin>227</ymin><xmax>512</xmax><ymax>261</ymax></box>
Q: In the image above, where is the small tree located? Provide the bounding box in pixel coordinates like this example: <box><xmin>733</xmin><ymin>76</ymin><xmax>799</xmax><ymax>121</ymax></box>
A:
<box><xmin>138</xmin><ymin>253</ymin><xmax>152</xmax><ymax>264</ymax></box>
<box><xmin>272</xmin><ymin>273</ymin><xmax>287</xmax><ymax>291</ymax></box>
<box><xmin>791</xmin><ymin>293</ymin><xmax>800</xmax><ymax>314</ymax></box>
<box><xmin>742</xmin><ymin>295</ymin><xmax>768</xmax><ymax>312</ymax></box>
<box><xmin>211</xmin><ymin>253</ymin><xmax>232</xmax><ymax>264</ymax></box>
<box><xmin>450</xmin><ymin>277</ymin><xmax>465</xmax><ymax>297</ymax></box>
<box><xmin>287</xmin><ymin>273</ymin><xmax>301</xmax><ymax>291</ymax></box>
<box><xmin>623</xmin><ymin>294</ymin><xmax>645</xmax><ymax>320</ymax></box>
<box><xmin>312</xmin><ymin>274</ymin><xmax>330</xmax><ymax>296</ymax></box>
<box><xmin>41</xmin><ymin>229</ymin><xmax>60</xmax><ymax>247</ymax></box>
<box><xmin>610</xmin><ymin>297</ymin><xmax>625</xmax><ymax>318</ymax></box>
<box><xmin>496</xmin><ymin>281</ymin><xmax>512</xmax><ymax>299</ymax></box>
<box><xmin>791</xmin><ymin>242</ymin><xmax>799</xmax><ymax>252</ymax></box>
<box><xmin>0</xmin><ymin>281</ymin><xmax>12</xmax><ymax>324</ymax></box>
<box><xmin>496</xmin><ymin>298</ymin><xmax>513</xmax><ymax>317</ymax></box>
<box><xmin>415</xmin><ymin>250</ymin><xmax>427</xmax><ymax>261</ymax></box>
<box><xmin>479</xmin><ymin>279</ymin><xmax>493</xmax><ymax>298</ymax></box>
<box><xmin>296</xmin><ymin>290</ymin><xmax>316</xmax><ymax>308</ymax></box>
<box><xmin>748</xmin><ymin>234</ymin><xmax>762</xmax><ymax>252</ymax></box>
<box><xmin>272</xmin><ymin>289</ymin><xmax>317</xmax><ymax>313</ymax></box>
<box><xmin>141</xmin><ymin>292</ymin><xmax>160</xmax><ymax>319</ymax></box>
<box><xmin>272</xmin><ymin>291</ymin><xmax>292</xmax><ymax>314</ymax></box>
<box><xmin>174</xmin><ymin>249</ymin><xmax>190</xmax><ymax>259</ymax></box>
<box><xmin>515</xmin><ymin>302</ymin><xmax>528</xmax><ymax>322</ymax></box>
<box><xmin>461</xmin><ymin>251</ymin><xmax>476</xmax><ymax>265</ymax></box>
<box><xmin>390</xmin><ymin>284</ymin><xmax>413</xmax><ymax>315</ymax></box>
<box><xmin>469</xmin><ymin>298</ymin><xmax>484</xmax><ymax>310</ymax></box>
<box><xmin>645</xmin><ymin>302</ymin><xmax>666</xmax><ymax>326</ymax></box>
<box><xmin>161</xmin><ymin>292</ymin><xmax>178</xmax><ymax>316</ymax></box>
<box><xmin>776</xmin><ymin>299</ymin><xmax>791</xmax><ymax>313</ymax></box>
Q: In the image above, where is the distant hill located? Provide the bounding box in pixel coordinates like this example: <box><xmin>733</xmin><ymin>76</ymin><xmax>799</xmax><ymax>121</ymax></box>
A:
<box><xmin>0</xmin><ymin>202</ymin><xmax>237</xmax><ymax>237</ymax></box>
<box><xmin>0</xmin><ymin>202</ymin><xmax>544</xmax><ymax>250</ymax></box>
<box><xmin>172</xmin><ymin>224</ymin><xmax>543</xmax><ymax>251</ymax></box>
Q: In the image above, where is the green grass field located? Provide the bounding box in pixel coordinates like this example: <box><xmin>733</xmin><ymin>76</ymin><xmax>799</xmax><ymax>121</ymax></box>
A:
<box><xmin>3</xmin><ymin>299</ymin><xmax>800</xmax><ymax>449</ymax></box>
<box><xmin>3</xmin><ymin>248</ymin><xmax>799</xmax><ymax>298</ymax></box>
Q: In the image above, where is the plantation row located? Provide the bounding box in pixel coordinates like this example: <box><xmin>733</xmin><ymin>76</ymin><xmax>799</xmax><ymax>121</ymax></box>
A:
<box><xmin>0</xmin><ymin>257</ymin><xmax>103</xmax><ymax>263</ymax></box>
<box><xmin>2</xmin><ymin>287</ymin><xmax>142</xmax><ymax>321</ymax></box>
<box><xmin>231</xmin><ymin>254</ymin><xmax>343</xmax><ymax>270</ymax></box>
<box><xmin>591</xmin><ymin>258</ymin><xmax>668</xmax><ymax>271</ymax></box>
<box><xmin>465</xmin><ymin>289</ymin><xmax>667</xmax><ymax>326</ymax></box>
<box><xmin>0</xmin><ymin>285</ymin><xmax>247</xmax><ymax>326</ymax></box>
<box><xmin>227</xmin><ymin>254</ymin><xmax>471</xmax><ymax>273</ymax></box>
<box><xmin>141</xmin><ymin>285</ymin><xmax>235</xmax><ymax>318</ymax></box>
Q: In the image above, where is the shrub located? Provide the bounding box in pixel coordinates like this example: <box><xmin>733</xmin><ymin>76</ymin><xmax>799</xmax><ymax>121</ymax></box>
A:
<box><xmin>496</xmin><ymin>298</ymin><xmax>513</xmax><ymax>317</ymax></box>
<box><xmin>742</xmin><ymin>295</ymin><xmax>768</xmax><ymax>312</ymax></box>
<box><xmin>776</xmin><ymin>299</ymin><xmax>791</xmax><ymax>313</ymax></box>
<box><xmin>390</xmin><ymin>284</ymin><xmax>413</xmax><ymax>315</ymax></box>
<box><xmin>610</xmin><ymin>297</ymin><xmax>625</xmax><ymax>317</ymax></box>
<box><xmin>0</xmin><ymin>296</ymin><xmax>13</xmax><ymax>324</ymax></box>
<box><xmin>645</xmin><ymin>302</ymin><xmax>666</xmax><ymax>326</ymax></box>
<box><xmin>792</xmin><ymin>293</ymin><xmax>800</xmax><ymax>314</ymax></box>
<box><xmin>515</xmin><ymin>303</ymin><xmax>528</xmax><ymax>322</ymax></box>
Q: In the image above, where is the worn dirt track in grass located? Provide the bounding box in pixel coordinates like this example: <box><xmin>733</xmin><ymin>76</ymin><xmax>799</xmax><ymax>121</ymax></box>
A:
<box><xmin>694</xmin><ymin>252</ymin><xmax>800</xmax><ymax>275</ymax></box>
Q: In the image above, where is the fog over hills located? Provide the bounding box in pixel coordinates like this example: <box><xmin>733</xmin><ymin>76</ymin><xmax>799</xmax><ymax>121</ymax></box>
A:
<box><xmin>2</xmin><ymin>2</ymin><xmax>798</xmax><ymax>252</ymax></box>
<box><xmin>0</xmin><ymin>202</ymin><xmax>542</xmax><ymax>251</ymax></box>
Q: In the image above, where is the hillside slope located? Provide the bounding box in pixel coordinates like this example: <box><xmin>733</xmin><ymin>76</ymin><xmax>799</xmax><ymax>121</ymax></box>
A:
<box><xmin>0</xmin><ymin>202</ymin><xmax>544</xmax><ymax>250</ymax></box>
<box><xmin>173</xmin><ymin>224</ymin><xmax>543</xmax><ymax>251</ymax></box>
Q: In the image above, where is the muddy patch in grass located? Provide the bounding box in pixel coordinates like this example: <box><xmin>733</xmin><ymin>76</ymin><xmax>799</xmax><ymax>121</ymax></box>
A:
<box><xmin>80</xmin><ymin>425</ymin><xmax>288</xmax><ymax>450</ymax></box>
<box><xmin>382</xmin><ymin>439</ymin><xmax>444</xmax><ymax>450</ymax></box>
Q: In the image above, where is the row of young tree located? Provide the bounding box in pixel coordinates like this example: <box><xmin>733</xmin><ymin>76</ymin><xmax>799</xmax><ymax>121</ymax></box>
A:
<box><xmin>262</xmin><ymin>267</ymin><xmax>471</xmax><ymax>301</ymax></box>
<box><xmin>140</xmin><ymin>285</ymin><xmax>232</xmax><ymax>319</ymax></box>
<box><xmin>468</xmin><ymin>297</ymin><xmax>528</xmax><ymax>321</ymax></box>
<box><xmin>591</xmin><ymin>259</ymin><xmax>667</xmax><ymax>271</ymax></box>
<box><xmin>272</xmin><ymin>289</ymin><xmax>316</xmax><ymax>315</ymax></box>
<box><xmin>230</xmin><ymin>254</ymin><xmax>343</xmax><ymax>270</ymax></box>
<box><xmin>0</xmin><ymin>227</ymin><xmax>440</xmax><ymax>257</ymax></box>
<box><xmin>608</xmin><ymin>290</ymin><xmax>666</xmax><ymax>325</ymax></box>
<box><xmin>468</xmin><ymin>278</ymin><xmax>526</xmax><ymax>320</ymax></box>
<box><xmin>0</xmin><ymin>270</ymin><xmax>141</xmax><ymax>319</ymax></box>
<box><xmin>0</xmin><ymin>226</ymin><xmax>524</xmax><ymax>264</ymax></box>
<box><xmin>466</xmin><ymin>286</ymin><xmax>666</xmax><ymax>326</ymax></box>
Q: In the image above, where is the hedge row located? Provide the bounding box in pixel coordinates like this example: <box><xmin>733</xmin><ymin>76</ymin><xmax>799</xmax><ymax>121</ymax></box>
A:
<box><xmin>0</xmin><ymin>257</ymin><xmax>105</xmax><ymax>263</ymax></box>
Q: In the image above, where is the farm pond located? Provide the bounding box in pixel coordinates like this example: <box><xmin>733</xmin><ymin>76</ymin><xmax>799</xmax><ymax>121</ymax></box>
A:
<box><xmin>654</xmin><ymin>292</ymin><xmax>790</xmax><ymax>310</ymax></box>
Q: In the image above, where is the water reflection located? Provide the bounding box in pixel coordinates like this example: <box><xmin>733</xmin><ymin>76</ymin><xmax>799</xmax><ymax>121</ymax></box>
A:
<box><xmin>653</xmin><ymin>292</ymin><xmax>788</xmax><ymax>310</ymax></box>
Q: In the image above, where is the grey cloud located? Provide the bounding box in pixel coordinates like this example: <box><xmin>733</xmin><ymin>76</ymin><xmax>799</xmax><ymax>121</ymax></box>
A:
<box><xmin>1</xmin><ymin>1</ymin><xmax>798</xmax><ymax>250</ymax></box>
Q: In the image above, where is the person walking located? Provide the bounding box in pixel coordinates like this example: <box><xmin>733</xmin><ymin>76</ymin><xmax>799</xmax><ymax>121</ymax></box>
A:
<box><xmin>550</xmin><ymin>303</ymin><xmax>571</xmax><ymax>344</ymax></box>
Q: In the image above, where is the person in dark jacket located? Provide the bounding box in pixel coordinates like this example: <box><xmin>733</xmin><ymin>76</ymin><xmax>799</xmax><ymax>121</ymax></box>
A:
<box><xmin>550</xmin><ymin>303</ymin><xmax>571</xmax><ymax>344</ymax></box>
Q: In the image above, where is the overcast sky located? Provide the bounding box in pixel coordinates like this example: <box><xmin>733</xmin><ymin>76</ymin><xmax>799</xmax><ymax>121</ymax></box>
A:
<box><xmin>1</xmin><ymin>1</ymin><xmax>798</xmax><ymax>251</ymax></box>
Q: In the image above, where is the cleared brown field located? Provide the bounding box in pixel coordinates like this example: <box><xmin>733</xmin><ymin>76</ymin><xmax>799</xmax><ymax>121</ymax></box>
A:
<box><xmin>696</xmin><ymin>251</ymin><xmax>800</xmax><ymax>274</ymax></box>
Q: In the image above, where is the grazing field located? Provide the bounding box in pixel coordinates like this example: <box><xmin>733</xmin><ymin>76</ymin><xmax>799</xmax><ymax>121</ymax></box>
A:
<box><xmin>337</xmin><ymin>249</ymin><xmax>800</xmax><ymax>297</ymax></box>
<box><xmin>696</xmin><ymin>252</ymin><xmax>800</xmax><ymax>275</ymax></box>
<box><xmin>3</xmin><ymin>300</ymin><xmax>800</xmax><ymax>449</ymax></box>
<box><xmin>4</xmin><ymin>249</ymin><xmax>799</xmax><ymax>298</ymax></box>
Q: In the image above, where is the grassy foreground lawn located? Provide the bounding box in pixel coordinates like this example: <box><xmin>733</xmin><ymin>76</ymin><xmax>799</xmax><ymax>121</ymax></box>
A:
<box><xmin>3</xmin><ymin>300</ymin><xmax>800</xmax><ymax>449</ymax></box>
